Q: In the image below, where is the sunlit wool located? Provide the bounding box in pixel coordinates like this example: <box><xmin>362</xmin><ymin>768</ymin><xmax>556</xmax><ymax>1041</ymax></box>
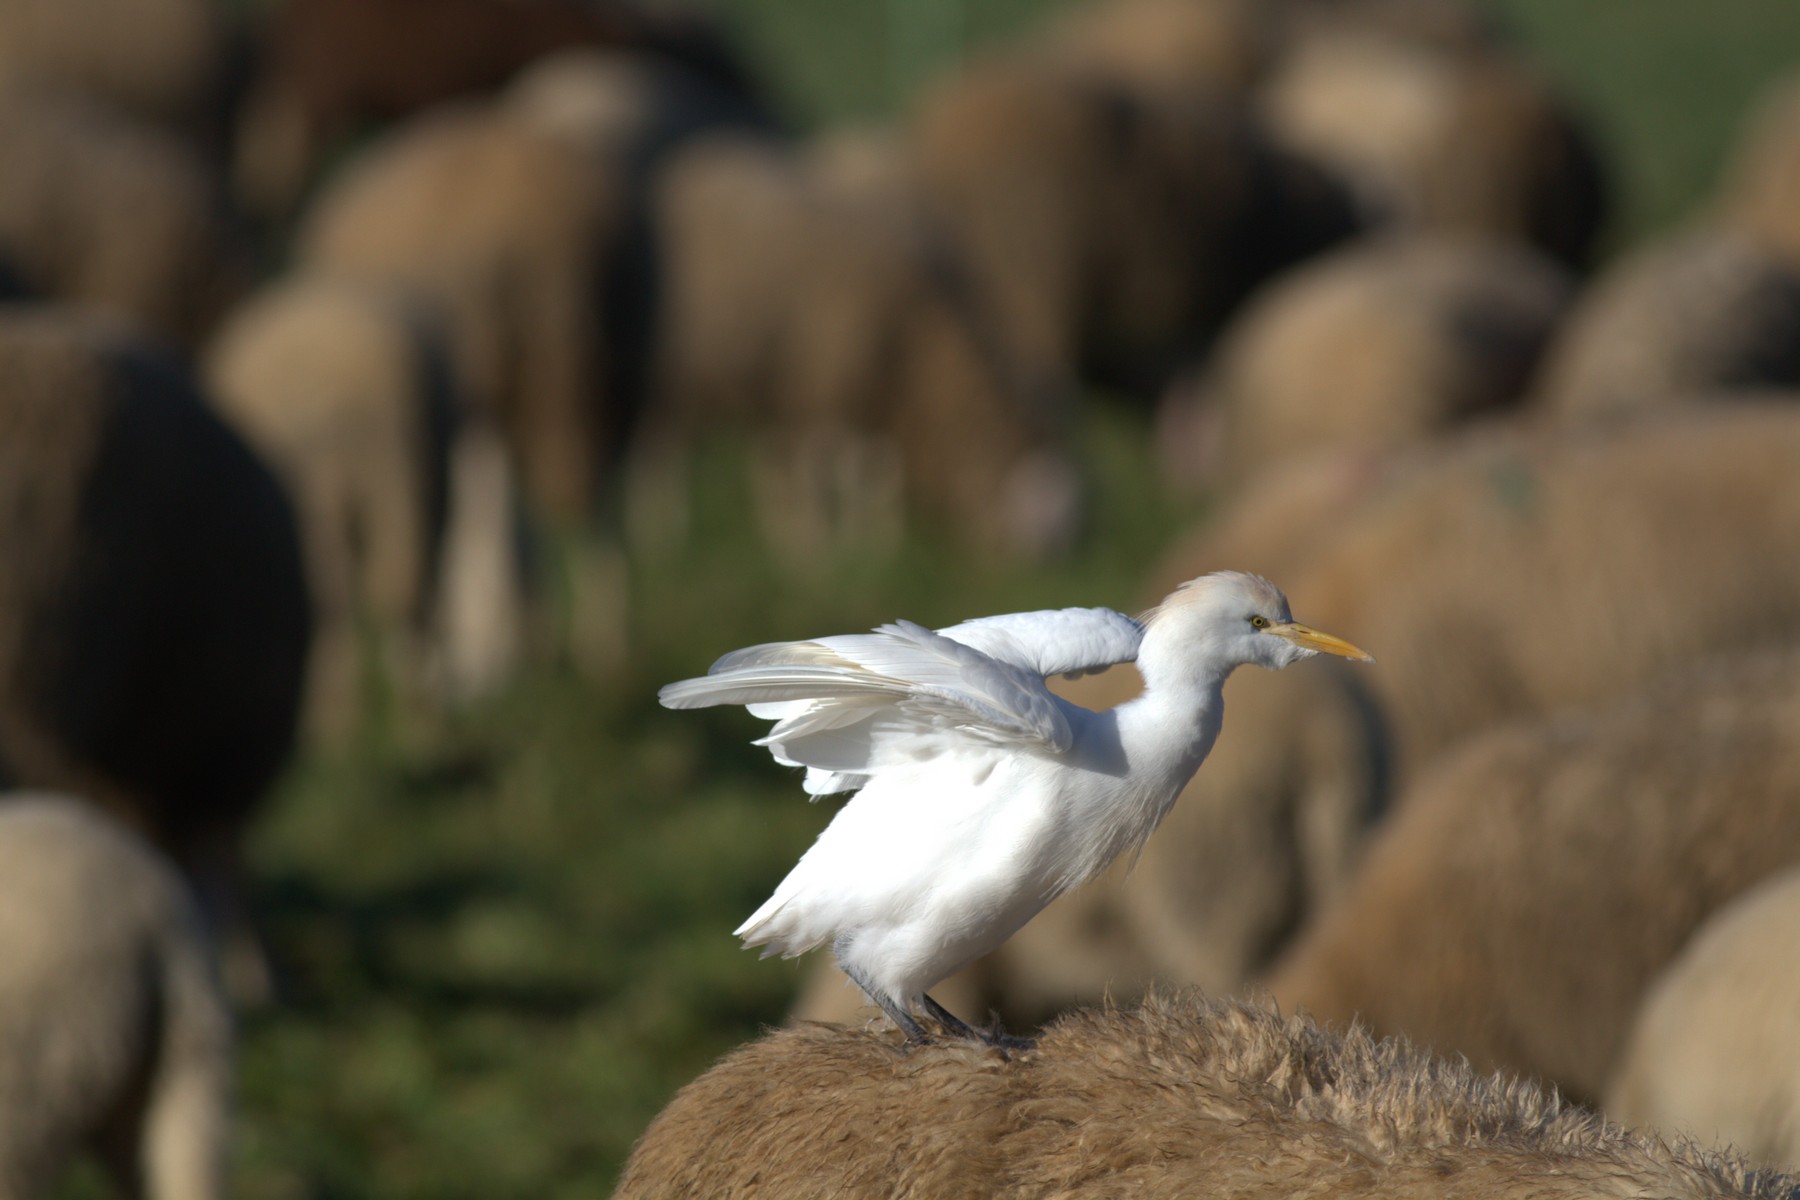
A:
<box><xmin>660</xmin><ymin>571</ymin><xmax>1370</xmax><ymax>1042</ymax></box>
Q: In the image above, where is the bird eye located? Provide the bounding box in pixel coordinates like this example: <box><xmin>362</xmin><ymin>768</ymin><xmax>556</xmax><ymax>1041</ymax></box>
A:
<box><xmin>1250</xmin><ymin>615</ymin><xmax>1269</xmax><ymax>629</ymax></box>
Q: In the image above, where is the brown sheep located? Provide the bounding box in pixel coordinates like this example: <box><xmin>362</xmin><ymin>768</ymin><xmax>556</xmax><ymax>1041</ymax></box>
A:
<box><xmin>500</xmin><ymin>46</ymin><xmax>776</xmax><ymax>172</ymax></box>
<box><xmin>234</xmin><ymin>0</ymin><xmax>772</xmax><ymax>217</ymax></box>
<box><xmin>614</xmin><ymin>993</ymin><xmax>1793</xmax><ymax>1199</ymax></box>
<box><xmin>298</xmin><ymin>100</ymin><xmax>627</xmax><ymax>524</ymax></box>
<box><xmin>0</xmin><ymin>0</ymin><xmax>239</xmax><ymax>139</ymax></box>
<box><xmin>1717</xmin><ymin>72</ymin><xmax>1800</xmax><ymax>266</ymax></box>
<box><xmin>0</xmin><ymin>305</ymin><xmax>311</xmax><ymax>999</ymax></box>
<box><xmin>0</xmin><ymin>86</ymin><xmax>251</xmax><ymax>350</ymax></box>
<box><xmin>1265</xmin><ymin>403</ymin><xmax>1800</xmax><ymax>779</ymax></box>
<box><xmin>1531</xmin><ymin>226</ymin><xmax>1800</xmax><ymax>422</ymax></box>
<box><xmin>1160</xmin><ymin>233</ymin><xmax>1572</xmax><ymax>491</ymax></box>
<box><xmin>1607</xmin><ymin>866</ymin><xmax>1800</xmax><ymax>1172</ymax></box>
<box><xmin>907</xmin><ymin>56</ymin><xmax>1358</xmax><ymax>401</ymax></box>
<box><xmin>1149</xmin><ymin>442</ymin><xmax>1414</xmax><ymax>588</ymax></box>
<box><xmin>1259</xmin><ymin>33</ymin><xmax>1608</xmax><ymax>266</ymax></box>
<box><xmin>1265</xmin><ymin>647</ymin><xmax>1800</xmax><ymax>1104</ymax></box>
<box><xmin>637</xmin><ymin>133</ymin><xmax>1081</xmax><ymax>559</ymax></box>
<box><xmin>1037</xmin><ymin>0</ymin><xmax>1281</xmax><ymax>96</ymax></box>
<box><xmin>0</xmin><ymin>794</ymin><xmax>232</xmax><ymax>1200</ymax></box>
<box><xmin>203</xmin><ymin>275</ymin><xmax>470</xmax><ymax>736</ymax></box>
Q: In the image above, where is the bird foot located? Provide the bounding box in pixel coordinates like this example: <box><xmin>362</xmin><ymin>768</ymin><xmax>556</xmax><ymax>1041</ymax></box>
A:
<box><xmin>979</xmin><ymin>1014</ymin><xmax>1037</xmax><ymax>1054</ymax></box>
<box><xmin>921</xmin><ymin>994</ymin><xmax>1035</xmax><ymax>1055</ymax></box>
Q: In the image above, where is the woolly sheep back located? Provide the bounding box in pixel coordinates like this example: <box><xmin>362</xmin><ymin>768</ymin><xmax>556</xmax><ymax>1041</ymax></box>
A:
<box><xmin>615</xmin><ymin>994</ymin><xmax>1793</xmax><ymax>1199</ymax></box>
<box><xmin>1531</xmin><ymin>226</ymin><xmax>1800</xmax><ymax>422</ymax></box>
<box><xmin>1265</xmin><ymin>647</ymin><xmax>1800</xmax><ymax>1102</ymax></box>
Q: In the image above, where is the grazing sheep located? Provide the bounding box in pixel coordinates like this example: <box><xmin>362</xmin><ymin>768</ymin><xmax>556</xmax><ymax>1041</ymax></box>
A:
<box><xmin>0</xmin><ymin>0</ymin><xmax>239</xmax><ymax>138</ymax></box>
<box><xmin>299</xmin><ymin>101</ymin><xmax>628</xmax><ymax>523</ymax></box>
<box><xmin>0</xmin><ymin>86</ymin><xmax>251</xmax><ymax>350</ymax></box>
<box><xmin>0</xmin><ymin>794</ymin><xmax>231</xmax><ymax>1200</ymax></box>
<box><xmin>1259</xmin><ymin>33</ymin><xmax>1607</xmax><ymax>266</ymax></box>
<box><xmin>501</xmin><ymin>47</ymin><xmax>777</xmax><ymax>173</ymax></box>
<box><xmin>1038</xmin><ymin>0</ymin><xmax>1280</xmax><ymax>96</ymax></box>
<box><xmin>908</xmin><ymin>57</ymin><xmax>1358</xmax><ymax>401</ymax></box>
<box><xmin>615</xmin><ymin>993</ymin><xmax>1793</xmax><ymax>1199</ymax></box>
<box><xmin>1265</xmin><ymin>647</ymin><xmax>1800</xmax><ymax>1104</ymax></box>
<box><xmin>0</xmin><ymin>306</ymin><xmax>311</xmax><ymax>998</ymax></box>
<box><xmin>203</xmin><ymin>275</ymin><xmax>470</xmax><ymax>735</ymax></box>
<box><xmin>234</xmin><ymin>0</ymin><xmax>770</xmax><ymax>217</ymax></box>
<box><xmin>1717</xmin><ymin>72</ymin><xmax>1800</xmax><ymax>266</ymax></box>
<box><xmin>638</xmin><ymin>133</ymin><xmax>1081</xmax><ymax>559</ymax></box>
<box><xmin>1263</xmin><ymin>403</ymin><xmax>1800</xmax><ymax>778</ymax></box>
<box><xmin>1607</xmin><ymin>866</ymin><xmax>1800</xmax><ymax>1172</ymax></box>
<box><xmin>1531</xmin><ymin>226</ymin><xmax>1800</xmax><ymax>422</ymax></box>
<box><xmin>1161</xmin><ymin>234</ymin><xmax>1571</xmax><ymax>490</ymax></box>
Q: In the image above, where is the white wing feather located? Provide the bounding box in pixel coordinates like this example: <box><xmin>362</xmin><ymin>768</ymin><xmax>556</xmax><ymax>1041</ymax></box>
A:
<box><xmin>658</xmin><ymin>607</ymin><xmax>1144</xmax><ymax>795</ymax></box>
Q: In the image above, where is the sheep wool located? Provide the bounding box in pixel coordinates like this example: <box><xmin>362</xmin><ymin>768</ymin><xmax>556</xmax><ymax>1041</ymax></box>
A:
<box><xmin>615</xmin><ymin>994</ymin><xmax>1793</xmax><ymax>1199</ymax></box>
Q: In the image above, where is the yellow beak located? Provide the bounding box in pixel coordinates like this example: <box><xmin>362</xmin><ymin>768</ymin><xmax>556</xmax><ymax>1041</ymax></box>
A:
<box><xmin>1267</xmin><ymin>621</ymin><xmax>1375</xmax><ymax>663</ymax></box>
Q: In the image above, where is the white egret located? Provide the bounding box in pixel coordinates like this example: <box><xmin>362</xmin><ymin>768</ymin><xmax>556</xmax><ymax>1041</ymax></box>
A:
<box><xmin>659</xmin><ymin>571</ymin><xmax>1372</xmax><ymax>1045</ymax></box>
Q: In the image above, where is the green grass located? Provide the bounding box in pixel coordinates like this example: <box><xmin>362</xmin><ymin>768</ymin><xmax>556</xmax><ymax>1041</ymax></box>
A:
<box><xmin>51</xmin><ymin>6</ymin><xmax>1800</xmax><ymax>1197</ymax></box>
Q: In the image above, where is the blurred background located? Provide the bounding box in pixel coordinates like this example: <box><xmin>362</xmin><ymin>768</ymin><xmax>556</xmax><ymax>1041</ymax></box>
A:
<box><xmin>2</xmin><ymin>0</ymin><xmax>1800</xmax><ymax>1196</ymax></box>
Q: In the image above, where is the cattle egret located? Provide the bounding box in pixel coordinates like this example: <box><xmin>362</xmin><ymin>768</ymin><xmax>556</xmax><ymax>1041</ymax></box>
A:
<box><xmin>659</xmin><ymin>571</ymin><xmax>1372</xmax><ymax>1045</ymax></box>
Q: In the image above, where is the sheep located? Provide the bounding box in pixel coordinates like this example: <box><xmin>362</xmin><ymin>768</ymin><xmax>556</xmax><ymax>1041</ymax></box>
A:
<box><xmin>500</xmin><ymin>46</ymin><xmax>777</xmax><ymax>173</ymax></box>
<box><xmin>636</xmin><ymin>132</ymin><xmax>1082</xmax><ymax>560</ymax></box>
<box><xmin>1264</xmin><ymin>646</ymin><xmax>1800</xmax><ymax>1104</ymax></box>
<box><xmin>1148</xmin><ymin>442</ymin><xmax>1414</xmax><ymax>587</ymax></box>
<box><xmin>613</xmin><ymin>993</ymin><xmax>1794</xmax><ymax>1199</ymax></box>
<box><xmin>298</xmin><ymin>100</ymin><xmax>629</xmax><ymax>524</ymax></box>
<box><xmin>1159</xmin><ymin>233</ymin><xmax>1572</xmax><ymax>491</ymax></box>
<box><xmin>0</xmin><ymin>85</ymin><xmax>251</xmax><ymax>350</ymax></box>
<box><xmin>203</xmin><ymin>275</ymin><xmax>491</xmax><ymax>734</ymax></box>
<box><xmin>0</xmin><ymin>305</ymin><xmax>311</xmax><ymax>999</ymax></box>
<box><xmin>1716</xmin><ymin>72</ymin><xmax>1800</xmax><ymax>266</ymax></box>
<box><xmin>234</xmin><ymin>0</ymin><xmax>772</xmax><ymax>218</ymax></box>
<box><xmin>1036</xmin><ymin>0</ymin><xmax>1281</xmax><ymax>97</ymax></box>
<box><xmin>1258</xmin><ymin>402</ymin><xmax>1800</xmax><ymax>780</ymax></box>
<box><xmin>0</xmin><ymin>794</ymin><xmax>232</xmax><ymax>1200</ymax></box>
<box><xmin>1258</xmin><ymin>32</ymin><xmax>1608</xmax><ymax>266</ymax></box>
<box><xmin>906</xmin><ymin>56</ymin><xmax>1358</xmax><ymax>402</ymax></box>
<box><xmin>0</xmin><ymin>0</ymin><xmax>239</xmax><ymax>140</ymax></box>
<box><xmin>1606</xmin><ymin>865</ymin><xmax>1800</xmax><ymax>1172</ymax></box>
<box><xmin>1530</xmin><ymin>226</ymin><xmax>1800</xmax><ymax>423</ymax></box>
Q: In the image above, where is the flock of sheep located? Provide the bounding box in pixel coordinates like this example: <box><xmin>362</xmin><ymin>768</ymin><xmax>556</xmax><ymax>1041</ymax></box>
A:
<box><xmin>1</xmin><ymin>0</ymin><xmax>1799</xmax><ymax>1194</ymax></box>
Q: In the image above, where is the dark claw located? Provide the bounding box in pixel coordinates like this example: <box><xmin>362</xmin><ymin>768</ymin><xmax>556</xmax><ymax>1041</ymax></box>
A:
<box><xmin>923</xmin><ymin>993</ymin><xmax>1036</xmax><ymax>1054</ymax></box>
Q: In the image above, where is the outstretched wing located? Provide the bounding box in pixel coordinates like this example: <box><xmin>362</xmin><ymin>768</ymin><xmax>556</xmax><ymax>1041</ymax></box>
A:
<box><xmin>658</xmin><ymin>607</ymin><xmax>1143</xmax><ymax>795</ymax></box>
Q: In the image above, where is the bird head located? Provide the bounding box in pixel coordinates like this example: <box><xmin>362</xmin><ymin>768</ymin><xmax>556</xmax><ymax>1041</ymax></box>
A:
<box><xmin>1140</xmin><ymin>571</ymin><xmax>1372</xmax><ymax>685</ymax></box>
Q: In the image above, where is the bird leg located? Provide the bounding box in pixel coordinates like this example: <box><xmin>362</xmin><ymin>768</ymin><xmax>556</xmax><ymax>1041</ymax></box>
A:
<box><xmin>840</xmin><ymin>961</ymin><xmax>933</xmax><ymax>1045</ymax></box>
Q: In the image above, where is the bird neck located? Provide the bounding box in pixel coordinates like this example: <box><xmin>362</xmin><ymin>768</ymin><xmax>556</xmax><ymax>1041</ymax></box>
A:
<box><xmin>1115</xmin><ymin>666</ymin><xmax>1232</xmax><ymax>792</ymax></box>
